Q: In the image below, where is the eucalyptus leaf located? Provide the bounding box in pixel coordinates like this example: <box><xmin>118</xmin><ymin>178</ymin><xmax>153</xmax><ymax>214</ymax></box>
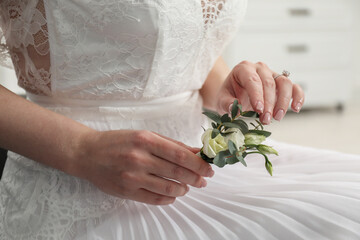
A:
<box><xmin>231</xmin><ymin>100</ymin><xmax>239</xmax><ymax>119</ymax></box>
<box><xmin>232</xmin><ymin>119</ymin><xmax>249</xmax><ymax>133</ymax></box>
<box><xmin>211</xmin><ymin>122</ymin><xmax>217</xmax><ymax>129</ymax></box>
<box><xmin>228</xmin><ymin>140</ymin><xmax>237</xmax><ymax>155</ymax></box>
<box><xmin>221</xmin><ymin>113</ymin><xmax>232</xmax><ymax>123</ymax></box>
<box><xmin>236</xmin><ymin>152</ymin><xmax>247</xmax><ymax>167</ymax></box>
<box><xmin>241</xmin><ymin>111</ymin><xmax>259</xmax><ymax>118</ymax></box>
<box><xmin>222</xmin><ymin>122</ymin><xmax>241</xmax><ymax>129</ymax></box>
<box><xmin>211</xmin><ymin>128</ymin><xmax>220</xmax><ymax>138</ymax></box>
<box><xmin>202</xmin><ymin>110</ymin><xmax>221</xmax><ymax>124</ymax></box>
<box><xmin>248</xmin><ymin>130</ymin><xmax>272</xmax><ymax>137</ymax></box>
<box><xmin>213</xmin><ymin>153</ymin><xmax>226</xmax><ymax>168</ymax></box>
<box><xmin>226</xmin><ymin>155</ymin><xmax>239</xmax><ymax>165</ymax></box>
<box><xmin>237</xmin><ymin>104</ymin><xmax>243</xmax><ymax>115</ymax></box>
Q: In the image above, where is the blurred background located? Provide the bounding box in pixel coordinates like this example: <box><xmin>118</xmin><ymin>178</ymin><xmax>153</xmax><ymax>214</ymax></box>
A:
<box><xmin>222</xmin><ymin>0</ymin><xmax>360</xmax><ymax>155</ymax></box>
<box><xmin>1</xmin><ymin>0</ymin><xmax>360</xmax><ymax>155</ymax></box>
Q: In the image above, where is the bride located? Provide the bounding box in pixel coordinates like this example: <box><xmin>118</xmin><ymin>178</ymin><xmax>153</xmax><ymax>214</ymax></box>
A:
<box><xmin>1</xmin><ymin>0</ymin><xmax>360</xmax><ymax>239</ymax></box>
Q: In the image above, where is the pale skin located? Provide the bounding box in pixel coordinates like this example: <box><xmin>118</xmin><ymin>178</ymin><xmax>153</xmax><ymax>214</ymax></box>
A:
<box><xmin>0</xmin><ymin>57</ymin><xmax>304</xmax><ymax>205</ymax></box>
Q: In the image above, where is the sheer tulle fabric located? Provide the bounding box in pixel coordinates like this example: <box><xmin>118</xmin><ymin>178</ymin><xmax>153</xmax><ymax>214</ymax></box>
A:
<box><xmin>1</xmin><ymin>1</ymin><xmax>360</xmax><ymax>240</ymax></box>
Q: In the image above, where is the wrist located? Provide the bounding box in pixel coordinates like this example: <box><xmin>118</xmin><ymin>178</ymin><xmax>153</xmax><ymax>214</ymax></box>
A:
<box><xmin>66</xmin><ymin>127</ymin><xmax>98</xmax><ymax>180</ymax></box>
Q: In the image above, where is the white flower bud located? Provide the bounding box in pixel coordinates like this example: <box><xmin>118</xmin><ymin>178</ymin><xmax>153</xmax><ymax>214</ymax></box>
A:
<box><xmin>258</xmin><ymin>145</ymin><xmax>278</xmax><ymax>155</ymax></box>
<box><xmin>245</xmin><ymin>133</ymin><xmax>266</xmax><ymax>145</ymax></box>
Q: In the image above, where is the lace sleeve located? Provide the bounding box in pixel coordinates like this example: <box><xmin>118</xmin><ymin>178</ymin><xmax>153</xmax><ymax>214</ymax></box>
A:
<box><xmin>0</xmin><ymin>16</ymin><xmax>13</xmax><ymax>68</ymax></box>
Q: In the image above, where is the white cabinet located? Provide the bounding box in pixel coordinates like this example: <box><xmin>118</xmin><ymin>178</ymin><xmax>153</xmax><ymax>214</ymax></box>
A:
<box><xmin>223</xmin><ymin>0</ymin><xmax>355</xmax><ymax>108</ymax></box>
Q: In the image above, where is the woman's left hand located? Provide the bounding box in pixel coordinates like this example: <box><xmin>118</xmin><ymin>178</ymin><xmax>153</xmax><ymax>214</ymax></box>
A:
<box><xmin>216</xmin><ymin>61</ymin><xmax>304</xmax><ymax>125</ymax></box>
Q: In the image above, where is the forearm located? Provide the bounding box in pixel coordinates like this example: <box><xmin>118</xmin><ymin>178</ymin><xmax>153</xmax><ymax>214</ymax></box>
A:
<box><xmin>0</xmin><ymin>84</ymin><xmax>94</xmax><ymax>177</ymax></box>
<box><xmin>200</xmin><ymin>56</ymin><xmax>231</xmax><ymax>110</ymax></box>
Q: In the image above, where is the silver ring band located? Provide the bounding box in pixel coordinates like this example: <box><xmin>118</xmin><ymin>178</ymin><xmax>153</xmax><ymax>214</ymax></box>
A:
<box><xmin>274</xmin><ymin>70</ymin><xmax>290</xmax><ymax>80</ymax></box>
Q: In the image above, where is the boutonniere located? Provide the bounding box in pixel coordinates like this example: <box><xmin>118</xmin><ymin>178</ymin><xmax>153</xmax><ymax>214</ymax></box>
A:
<box><xmin>199</xmin><ymin>100</ymin><xmax>277</xmax><ymax>176</ymax></box>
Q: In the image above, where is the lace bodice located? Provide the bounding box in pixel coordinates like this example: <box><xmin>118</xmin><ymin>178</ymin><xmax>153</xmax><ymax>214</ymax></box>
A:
<box><xmin>0</xmin><ymin>0</ymin><xmax>247</xmax><ymax>99</ymax></box>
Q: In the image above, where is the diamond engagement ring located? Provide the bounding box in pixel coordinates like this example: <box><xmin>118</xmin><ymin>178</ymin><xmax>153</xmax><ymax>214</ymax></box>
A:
<box><xmin>274</xmin><ymin>70</ymin><xmax>290</xmax><ymax>80</ymax></box>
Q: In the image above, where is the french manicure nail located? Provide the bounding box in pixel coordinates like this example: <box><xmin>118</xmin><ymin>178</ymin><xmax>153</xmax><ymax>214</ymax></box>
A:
<box><xmin>295</xmin><ymin>103</ymin><xmax>302</xmax><ymax>112</ymax></box>
<box><xmin>201</xmin><ymin>179</ymin><xmax>207</xmax><ymax>188</ymax></box>
<box><xmin>255</xmin><ymin>101</ymin><xmax>264</xmax><ymax>113</ymax></box>
<box><xmin>263</xmin><ymin>112</ymin><xmax>271</xmax><ymax>125</ymax></box>
<box><xmin>274</xmin><ymin>109</ymin><xmax>285</xmax><ymax>121</ymax></box>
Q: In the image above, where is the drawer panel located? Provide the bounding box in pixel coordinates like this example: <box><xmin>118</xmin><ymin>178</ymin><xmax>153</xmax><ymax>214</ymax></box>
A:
<box><xmin>241</xmin><ymin>0</ymin><xmax>353</xmax><ymax>31</ymax></box>
<box><xmin>294</xmin><ymin>70</ymin><xmax>352</xmax><ymax>107</ymax></box>
<box><xmin>222</xmin><ymin>31</ymin><xmax>352</xmax><ymax>71</ymax></box>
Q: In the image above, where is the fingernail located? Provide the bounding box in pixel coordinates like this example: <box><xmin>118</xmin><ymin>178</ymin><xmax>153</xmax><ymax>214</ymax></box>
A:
<box><xmin>207</xmin><ymin>168</ymin><xmax>215</xmax><ymax>178</ymax></box>
<box><xmin>185</xmin><ymin>185</ymin><xmax>190</xmax><ymax>193</ymax></box>
<box><xmin>294</xmin><ymin>103</ymin><xmax>302</xmax><ymax>112</ymax></box>
<box><xmin>255</xmin><ymin>101</ymin><xmax>264</xmax><ymax>113</ymax></box>
<box><xmin>201</xmin><ymin>179</ymin><xmax>207</xmax><ymax>188</ymax></box>
<box><xmin>274</xmin><ymin>109</ymin><xmax>285</xmax><ymax>121</ymax></box>
<box><xmin>262</xmin><ymin>112</ymin><xmax>271</xmax><ymax>125</ymax></box>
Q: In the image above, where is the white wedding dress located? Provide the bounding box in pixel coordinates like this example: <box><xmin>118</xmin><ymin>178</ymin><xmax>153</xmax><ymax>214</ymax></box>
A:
<box><xmin>1</xmin><ymin>0</ymin><xmax>360</xmax><ymax>239</ymax></box>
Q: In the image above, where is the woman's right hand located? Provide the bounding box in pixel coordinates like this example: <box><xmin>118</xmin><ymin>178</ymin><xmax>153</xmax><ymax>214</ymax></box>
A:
<box><xmin>73</xmin><ymin>130</ymin><xmax>214</xmax><ymax>205</ymax></box>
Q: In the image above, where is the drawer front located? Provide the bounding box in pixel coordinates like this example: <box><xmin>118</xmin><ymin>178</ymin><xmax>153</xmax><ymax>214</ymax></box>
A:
<box><xmin>222</xmin><ymin>31</ymin><xmax>352</xmax><ymax>71</ymax></box>
<box><xmin>294</xmin><ymin>70</ymin><xmax>352</xmax><ymax>107</ymax></box>
<box><xmin>242</xmin><ymin>0</ymin><xmax>353</xmax><ymax>31</ymax></box>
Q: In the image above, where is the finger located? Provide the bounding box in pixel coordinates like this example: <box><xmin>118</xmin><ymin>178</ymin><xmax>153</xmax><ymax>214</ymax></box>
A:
<box><xmin>153</xmin><ymin>132</ymin><xmax>200</xmax><ymax>153</ymax></box>
<box><xmin>133</xmin><ymin>188</ymin><xmax>176</xmax><ymax>205</ymax></box>
<box><xmin>291</xmin><ymin>84</ymin><xmax>305</xmax><ymax>112</ymax></box>
<box><xmin>233</xmin><ymin>61</ymin><xmax>264</xmax><ymax>113</ymax></box>
<box><xmin>273</xmin><ymin>75</ymin><xmax>293</xmax><ymax>121</ymax></box>
<box><xmin>141</xmin><ymin>132</ymin><xmax>214</xmax><ymax>178</ymax></box>
<box><xmin>142</xmin><ymin>174</ymin><xmax>189</xmax><ymax>197</ymax></box>
<box><xmin>217</xmin><ymin>81</ymin><xmax>237</xmax><ymax>114</ymax></box>
<box><xmin>256</xmin><ymin>63</ymin><xmax>276</xmax><ymax>125</ymax></box>
<box><xmin>148</xmin><ymin>154</ymin><xmax>205</xmax><ymax>188</ymax></box>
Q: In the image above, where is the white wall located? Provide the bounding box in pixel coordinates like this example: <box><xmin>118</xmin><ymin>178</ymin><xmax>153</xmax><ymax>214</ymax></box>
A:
<box><xmin>352</xmin><ymin>0</ymin><xmax>360</xmax><ymax>102</ymax></box>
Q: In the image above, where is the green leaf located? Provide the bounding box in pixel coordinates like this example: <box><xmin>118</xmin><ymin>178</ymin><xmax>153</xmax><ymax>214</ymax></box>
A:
<box><xmin>202</xmin><ymin>110</ymin><xmax>222</xmax><ymax>124</ymax></box>
<box><xmin>226</xmin><ymin>155</ymin><xmax>239</xmax><ymax>165</ymax></box>
<box><xmin>241</xmin><ymin>111</ymin><xmax>259</xmax><ymax>118</ymax></box>
<box><xmin>265</xmin><ymin>160</ymin><xmax>273</xmax><ymax>176</ymax></box>
<box><xmin>232</xmin><ymin>119</ymin><xmax>249</xmax><ymax>133</ymax></box>
<box><xmin>231</xmin><ymin>100</ymin><xmax>239</xmax><ymax>119</ymax></box>
<box><xmin>213</xmin><ymin>152</ymin><xmax>226</xmax><ymax>168</ymax></box>
<box><xmin>222</xmin><ymin>122</ymin><xmax>241</xmax><ymax>129</ymax></box>
<box><xmin>228</xmin><ymin>140</ymin><xmax>237</xmax><ymax>155</ymax></box>
<box><xmin>221</xmin><ymin>113</ymin><xmax>232</xmax><ymax>123</ymax></box>
<box><xmin>211</xmin><ymin>128</ymin><xmax>220</xmax><ymax>138</ymax></box>
<box><xmin>248</xmin><ymin>130</ymin><xmax>272</xmax><ymax>137</ymax></box>
<box><xmin>211</xmin><ymin>122</ymin><xmax>217</xmax><ymax>129</ymax></box>
<box><xmin>238</xmin><ymin>104</ymin><xmax>243</xmax><ymax>115</ymax></box>
<box><xmin>236</xmin><ymin>152</ymin><xmax>247</xmax><ymax>167</ymax></box>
